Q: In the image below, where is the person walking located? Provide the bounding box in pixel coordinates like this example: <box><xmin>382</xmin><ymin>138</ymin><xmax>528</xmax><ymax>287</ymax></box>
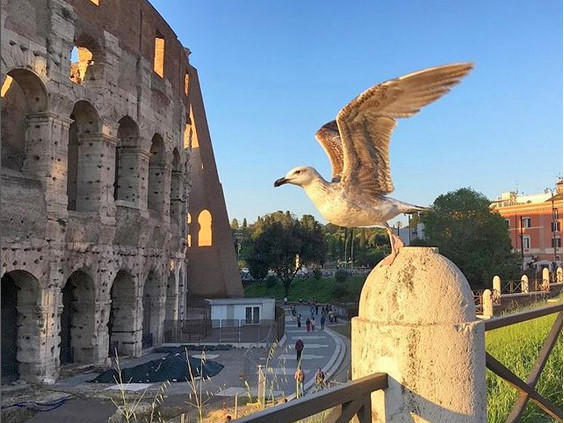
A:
<box><xmin>320</xmin><ymin>312</ymin><xmax>326</xmax><ymax>330</ymax></box>
<box><xmin>294</xmin><ymin>366</ymin><xmax>305</xmax><ymax>398</ymax></box>
<box><xmin>295</xmin><ymin>338</ymin><xmax>304</xmax><ymax>363</ymax></box>
<box><xmin>315</xmin><ymin>303</ymin><xmax>319</xmax><ymax>315</ymax></box>
<box><xmin>305</xmin><ymin>318</ymin><xmax>311</xmax><ymax>332</ymax></box>
<box><xmin>297</xmin><ymin>313</ymin><xmax>302</xmax><ymax>328</ymax></box>
<box><xmin>311</xmin><ymin>317</ymin><xmax>315</xmax><ymax>331</ymax></box>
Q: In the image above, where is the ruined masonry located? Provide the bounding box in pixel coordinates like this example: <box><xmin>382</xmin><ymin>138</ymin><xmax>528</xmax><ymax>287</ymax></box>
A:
<box><xmin>0</xmin><ymin>0</ymin><xmax>243</xmax><ymax>384</ymax></box>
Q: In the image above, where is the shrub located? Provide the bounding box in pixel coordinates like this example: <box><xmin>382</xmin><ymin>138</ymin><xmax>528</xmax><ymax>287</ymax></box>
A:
<box><xmin>335</xmin><ymin>269</ymin><xmax>350</xmax><ymax>283</ymax></box>
<box><xmin>312</xmin><ymin>268</ymin><xmax>322</xmax><ymax>280</ymax></box>
<box><xmin>265</xmin><ymin>275</ymin><xmax>277</xmax><ymax>288</ymax></box>
<box><xmin>332</xmin><ymin>284</ymin><xmax>348</xmax><ymax>298</ymax></box>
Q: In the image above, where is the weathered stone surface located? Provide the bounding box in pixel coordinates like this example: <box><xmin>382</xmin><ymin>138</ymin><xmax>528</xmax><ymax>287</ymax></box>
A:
<box><xmin>352</xmin><ymin>247</ymin><xmax>486</xmax><ymax>422</ymax></box>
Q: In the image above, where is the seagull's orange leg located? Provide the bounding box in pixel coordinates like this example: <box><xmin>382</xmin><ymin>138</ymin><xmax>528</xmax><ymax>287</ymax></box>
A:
<box><xmin>381</xmin><ymin>226</ymin><xmax>404</xmax><ymax>266</ymax></box>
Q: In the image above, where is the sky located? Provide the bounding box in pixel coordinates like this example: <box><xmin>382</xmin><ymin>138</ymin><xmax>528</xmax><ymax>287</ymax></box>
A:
<box><xmin>151</xmin><ymin>0</ymin><xmax>562</xmax><ymax>225</ymax></box>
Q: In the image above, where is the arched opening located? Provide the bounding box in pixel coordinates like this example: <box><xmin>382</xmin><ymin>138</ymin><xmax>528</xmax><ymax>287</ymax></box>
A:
<box><xmin>170</xmin><ymin>148</ymin><xmax>182</xmax><ymax>223</ymax></box>
<box><xmin>198</xmin><ymin>209</ymin><xmax>213</xmax><ymax>247</ymax></box>
<box><xmin>108</xmin><ymin>271</ymin><xmax>138</xmax><ymax>357</ymax></box>
<box><xmin>69</xmin><ymin>34</ymin><xmax>102</xmax><ymax>85</ymax></box>
<box><xmin>1</xmin><ymin>270</ymin><xmax>41</xmax><ymax>383</ymax></box>
<box><xmin>147</xmin><ymin>134</ymin><xmax>165</xmax><ymax>213</ymax></box>
<box><xmin>67</xmin><ymin>100</ymin><xmax>100</xmax><ymax>211</ymax></box>
<box><xmin>114</xmin><ymin>116</ymin><xmax>140</xmax><ymax>203</ymax></box>
<box><xmin>142</xmin><ymin>271</ymin><xmax>164</xmax><ymax>348</ymax></box>
<box><xmin>165</xmin><ymin>272</ymin><xmax>178</xmax><ymax>322</ymax></box>
<box><xmin>1</xmin><ymin>69</ymin><xmax>48</xmax><ymax>172</ymax></box>
<box><xmin>59</xmin><ymin>271</ymin><xmax>95</xmax><ymax>364</ymax></box>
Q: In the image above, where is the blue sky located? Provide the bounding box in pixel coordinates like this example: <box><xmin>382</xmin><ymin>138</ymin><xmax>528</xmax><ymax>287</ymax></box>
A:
<box><xmin>152</xmin><ymin>0</ymin><xmax>562</xmax><ymax>225</ymax></box>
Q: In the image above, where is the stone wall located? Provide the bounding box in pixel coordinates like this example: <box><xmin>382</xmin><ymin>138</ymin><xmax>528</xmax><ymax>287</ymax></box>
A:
<box><xmin>0</xmin><ymin>0</ymin><xmax>240</xmax><ymax>384</ymax></box>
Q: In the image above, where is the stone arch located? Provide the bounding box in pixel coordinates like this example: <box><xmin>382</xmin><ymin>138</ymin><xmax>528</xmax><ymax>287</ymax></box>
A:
<box><xmin>69</xmin><ymin>32</ymin><xmax>104</xmax><ymax>85</ymax></box>
<box><xmin>108</xmin><ymin>270</ymin><xmax>139</xmax><ymax>357</ymax></box>
<box><xmin>59</xmin><ymin>270</ymin><xmax>96</xmax><ymax>364</ymax></box>
<box><xmin>1</xmin><ymin>270</ymin><xmax>41</xmax><ymax>383</ymax></box>
<box><xmin>142</xmin><ymin>269</ymin><xmax>165</xmax><ymax>348</ymax></box>
<box><xmin>198</xmin><ymin>209</ymin><xmax>213</xmax><ymax>247</ymax></box>
<box><xmin>1</xmin><ymin>69</ymin><xmax>48</xmax><ymax>172</ymax></box>
<box><xmin>170</xmin><ymin>148</ymin><xmax>182</xmax><ymax>224</ymax></box>
<box><xmin>67</xmin><ymin>100</ymin><xmax>101</xmax><ymax>211</ymax></box>
<box><xmin>147</xmin><ymin>134</ymin><xmax>166</xmax><ymax>213</ymax></box>
<box><xmin>114</xmin><ymin>116</ymin><xmax>140</xmax><ymax>203</ymax></box>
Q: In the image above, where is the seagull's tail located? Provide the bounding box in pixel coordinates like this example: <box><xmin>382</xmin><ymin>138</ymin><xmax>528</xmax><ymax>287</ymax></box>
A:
<box><xmin>400</xmin><ymin>203</ymin><xmax>429</xmax><ymax>214</ymax></box>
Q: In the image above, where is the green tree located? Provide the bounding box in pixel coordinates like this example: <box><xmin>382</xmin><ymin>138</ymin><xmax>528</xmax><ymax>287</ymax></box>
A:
<box><xmin>250</xmin><ymin>211</ymin><xmax>327</xmax><ymax>297</ymax></box>
<box><xmin>231</xmin><ymin>218</ymin><xmax>239</xmax><ymax>229</ymax></box>
<box><xmin>422</xmin><ymin>188</ymin><xmax>521</xmax><ymax>289</ymax></box>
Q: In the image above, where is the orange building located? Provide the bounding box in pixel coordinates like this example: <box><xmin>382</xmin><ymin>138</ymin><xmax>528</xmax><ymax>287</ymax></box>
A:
<box><xmin>491</xmin><ymin>179</ymin><xmax>563</xmax><ymax>270</ymax></box>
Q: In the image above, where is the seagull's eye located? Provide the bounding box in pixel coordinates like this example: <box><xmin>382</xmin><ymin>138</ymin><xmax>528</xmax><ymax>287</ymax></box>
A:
<box><xmin>295</xmin><ymin>170</ymin><xmax>301</xmax><ymax>175</ymax></box>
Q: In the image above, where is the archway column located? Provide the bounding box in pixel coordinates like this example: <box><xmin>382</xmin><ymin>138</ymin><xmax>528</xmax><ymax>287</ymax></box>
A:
<box><xmin>170</xmin><ymin>170</ymin><xmax>185</xmax><ymax>226</ymax></box>
<box><xmin>75</xmin><ymin>133</ymin><xmax>117</xmax><ymax>217</ymax></box>
<box><xmin>116</xmin><ymin>147</ymin><xmax>150</xmax><ymax>209</ymax></box>
<box><xmin>148</xmin><ymin>163</ymin><xmax>171</xmax><ymax>220</ymax></box>
<box><xmin>17</xmin><ymin>302</ymin><xmax>58</xmax><ymax>384</ymax></box>
<box><xmin>24</xmin><ymin>112</ymin><xmax>72</xmax><ymax>218</ymax></box>
<box><xmin>93</xmin><ymin>299</ymin><xmax>112</xmax><ymax>365</ymax></box>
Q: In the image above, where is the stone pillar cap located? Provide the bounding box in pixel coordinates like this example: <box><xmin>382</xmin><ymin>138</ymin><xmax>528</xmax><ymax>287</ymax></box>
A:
<box><xmin>358</xmin><ymin>246</ymin><xmax>476</xmax><ymax>324</ymax></box>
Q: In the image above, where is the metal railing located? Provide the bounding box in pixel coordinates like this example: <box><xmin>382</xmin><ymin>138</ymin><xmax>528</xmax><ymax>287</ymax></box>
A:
<box><xmin>485</xmin><ymin>303</ymin><xmax>563</xmax><ymax>422</ymax></box>
<box><xmin>233</xmin><ymin>372</ymin><xmax>388</xmax><ymax>423</ymax></box>
<box><xmin>164</xmin><ymin>317</ymin><xmax>284</xmax><ymax>344</ymax></box>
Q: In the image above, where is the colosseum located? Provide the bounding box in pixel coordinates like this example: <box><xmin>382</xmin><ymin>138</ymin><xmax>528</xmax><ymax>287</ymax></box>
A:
<box><xmin>1</xmin><ymin>0</ymin><xmax>243</xmax><ymax>384</ymax></box>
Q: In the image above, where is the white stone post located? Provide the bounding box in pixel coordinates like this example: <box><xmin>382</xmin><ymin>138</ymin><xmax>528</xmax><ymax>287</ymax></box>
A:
<box><xmin>482</xmin><ymin>289</ymin><xmax>493</xmax><ymax>318</ymax></box>
<box><xmin>557</xmin><ymin>267</ymin><xmax>563</xmax><ymax>283</ymax></box>
<box><xmin>351</xmin><ymin>247</ymin><xmax>486</xmax><ymax>422</ymax></box>
<box><xmin>492</xmin><ymin>275</ymin><xmax>501</xmax><ymax>296</ymax></box>
<box><xmin>521</xmin><ymin>274</ymin><xmax>529</xmax><ymax>293</ymax></box>
<box><xmin>542</xmin><ymin>268</ymin><xmax>550</xmax><ymax>291</ymax></box>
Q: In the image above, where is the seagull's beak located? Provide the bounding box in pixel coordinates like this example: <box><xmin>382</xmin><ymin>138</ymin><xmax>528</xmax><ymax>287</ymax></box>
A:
<box><xmin>274</xmin><ymin>177</ymin><xmax>289</xmax><ymax>187</ymax></box>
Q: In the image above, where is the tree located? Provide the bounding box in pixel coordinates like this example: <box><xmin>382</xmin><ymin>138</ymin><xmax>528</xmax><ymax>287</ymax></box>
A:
<box><xmin>231</xmin><ymin>218</ymin><xmax>239</xmax><ymax>230</ymax></box>
<box><xmin>422</xmin><ymin>188</ymin><xmax>521</xmax><ymax>289</ymax></box>
<box><xmin>250</xmin><ymin>211</ymin><xmax>327</xmax><ymax>297</ymax></box>
<box><xmin>242</xmin><ymin>218</ymin><xmax>248</xmax><ymax>229</ymax></box>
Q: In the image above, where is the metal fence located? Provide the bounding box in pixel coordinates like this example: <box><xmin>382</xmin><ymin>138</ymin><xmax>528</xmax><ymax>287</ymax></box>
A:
<box><xmin>164</xmin><ymin>315</ymin><xmax>285</xmax><ymax>345</ymax></box>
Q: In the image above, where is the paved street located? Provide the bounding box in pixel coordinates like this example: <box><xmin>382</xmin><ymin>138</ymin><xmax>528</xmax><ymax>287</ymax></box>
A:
<box><xmin>14</xmin><ymin>305</ymin><xmax>347</xmax><ymax>422</ymax></box>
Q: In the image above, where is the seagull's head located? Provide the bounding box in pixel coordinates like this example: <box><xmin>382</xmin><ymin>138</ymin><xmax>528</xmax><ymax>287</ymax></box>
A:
<box><xmin>274</xmin><ymin>166</ymin><xmax>319</xmax><ymax>188</ymax></box>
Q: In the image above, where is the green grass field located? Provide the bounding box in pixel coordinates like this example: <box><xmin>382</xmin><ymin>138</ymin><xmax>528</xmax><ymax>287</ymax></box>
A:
<box><xmin>244</xmin><ymin>275</ymin><xmax>366</xmax><ymax>303</ymax></box>
<box><xmin>486</xmin><ymin>313</ymin><xmax>562</xmax><ymax>422</ymax></box>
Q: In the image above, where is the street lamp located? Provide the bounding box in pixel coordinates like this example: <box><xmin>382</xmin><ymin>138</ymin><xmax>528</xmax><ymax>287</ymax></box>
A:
<box><xmin>545</xmin><ymin>186</ymin><xmax>558</xmax><ymax>270</ymax></box>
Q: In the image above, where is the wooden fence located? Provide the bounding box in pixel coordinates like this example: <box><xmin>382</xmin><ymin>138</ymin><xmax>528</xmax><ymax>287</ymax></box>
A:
<box><xmin>485</xmin><ymin>303</ymin><xmax>563</xmax><ymax>422</ymax></box>
<box><xmin>233</xmin><ymin>372</ymin><xmax>388</xmax><ymax>423</ymax></box>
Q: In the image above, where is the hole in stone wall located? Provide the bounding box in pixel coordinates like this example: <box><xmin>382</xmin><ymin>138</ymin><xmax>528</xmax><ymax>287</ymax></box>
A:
<box><xmin>198</xmin><ymin>209</ymin><xmax>212</xmax><ymax>247</ymax></box>
<box><xmin>69</xmin><ymin>46</ymin><xmax>94</xmax><ymax>85</ymax></box>
<box><xmin>153</xmin><ymin>32</ymin><xmax>165</xmax><ymax>78</ymax></box>
<box><xmin>184</xmin><ymin>71</ymin><xmax>189</xmax><ymax>96</ymax></box>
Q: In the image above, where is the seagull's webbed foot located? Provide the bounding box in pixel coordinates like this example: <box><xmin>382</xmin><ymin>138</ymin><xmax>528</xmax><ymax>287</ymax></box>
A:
<box><xmin>381</xmin><ymin>227</ymin><xmax>405</xmax><ymax>266</ymax></box>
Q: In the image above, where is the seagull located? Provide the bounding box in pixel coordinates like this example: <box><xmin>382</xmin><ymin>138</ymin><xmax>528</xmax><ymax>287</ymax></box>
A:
<box><xmin>274</xmin><ymin>62</ymin><xmax>473</xmax><ymax>265</ymax></box>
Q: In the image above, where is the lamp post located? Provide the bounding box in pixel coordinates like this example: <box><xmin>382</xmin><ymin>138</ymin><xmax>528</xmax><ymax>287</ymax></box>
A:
<box><xmin>545</xmin><ymin>186</ymin><xmax>558</xmax><ymax>270</ymax></box>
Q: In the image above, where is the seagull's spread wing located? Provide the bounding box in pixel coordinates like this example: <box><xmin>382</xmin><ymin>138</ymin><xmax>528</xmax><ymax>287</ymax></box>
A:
<box><xmin>336</xmin><ymin>62</ymin><xmax>473</xmax><ymax>196</ymax></box>
<box><xmin>315</xmin><ymin>121</ymin><xmax>343</xmax><ymax>182</ymax></box>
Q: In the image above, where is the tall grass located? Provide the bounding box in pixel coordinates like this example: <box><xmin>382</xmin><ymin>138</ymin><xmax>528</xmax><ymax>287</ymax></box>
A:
<box><xmin>486</xmin><ymin>313</ymin><xmax>563</xmax><ymax>422</ymax></box>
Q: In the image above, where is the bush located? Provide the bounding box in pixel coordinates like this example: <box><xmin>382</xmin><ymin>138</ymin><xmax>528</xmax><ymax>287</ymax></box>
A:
<box><xmin>312</xmin><ymin>268</ymin><xmax>322</xmax><ymax>280</ymax></box>
<box><xmin>332</xmin><ymin>284</ymin><xmax>348</xmax><ymax>298</ymax></box>
<box><xmin>335</xmin><ymin>269</ymin><xmax>350</xmax><ymax>283</ymax></box>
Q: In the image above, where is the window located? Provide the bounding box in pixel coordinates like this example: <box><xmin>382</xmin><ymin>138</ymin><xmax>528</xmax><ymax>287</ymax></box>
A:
<box><xmin>522</xmin><ymin>235</ymin><xmax>531</xmax><ymax>250</ymax></box>
<box><xmin>552</xmin><ymin>238</ymin><xmax>562</xmax><ymax>248</ymax></box>
<box><xmin>153</xmin><ymin>33</ymin><xmax>165</xmax><ymax>77</ymax></box>
<box><xmin>89</xmin><ymin>0</ymin><xmax>99</xmax><ymax>5</ymax></box>
<box><xmin>245</xmin><ymin>306</ymin><xmax>260</xmax><ymax>324</ymax></box>
<box><xmin>198</xmin><ymin>210</ymin><xmax>212</xmax><ymax>246</ymax></box>
<box><xmin>551</xmin><ymin>221</ymin><xmax>561</xmax><ymax>232</ymax></box>
<box><xmin>184</xmin><ymin>71</ymin><xmax>189</xmax><ymax>95</ymax></box>
<box><xmin>522</xmin><ymin>217</ymin><xmax>531</xmax><ymax>228</ymax></box>
<box><xmin>504</xmin><ymin>219</ymin><xmax>510</xmax><ymax>228</ymax></box>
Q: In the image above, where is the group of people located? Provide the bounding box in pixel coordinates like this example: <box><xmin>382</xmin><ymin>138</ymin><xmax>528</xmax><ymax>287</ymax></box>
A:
<box><xmin>294</xmin><ymin>365</ymin><xmax>326</xmax><ymax>397</ymax></box>
<box><xmin>293</xmin><ymin>303</ymin><xmax>336</xmax><ymax>332</ymax></box>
